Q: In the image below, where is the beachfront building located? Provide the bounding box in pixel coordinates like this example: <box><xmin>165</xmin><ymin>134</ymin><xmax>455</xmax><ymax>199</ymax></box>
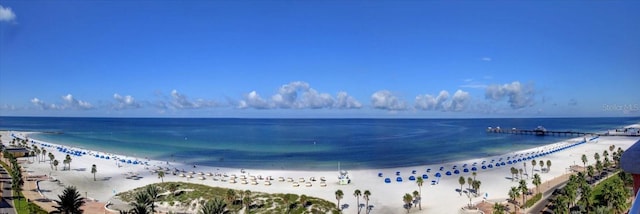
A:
<box><xmin>620</xmin><ymin>139</ymin><xmax>640</xmax><ymax>213</ymax></box>
<box><xmin>3</xmin><ymin>147</ymin><xmax>30</xmax><ymax>158</ymax></box>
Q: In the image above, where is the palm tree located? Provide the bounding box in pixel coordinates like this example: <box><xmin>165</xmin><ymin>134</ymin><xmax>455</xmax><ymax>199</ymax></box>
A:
<box><xmin>518</xmin><ymin>168</ymin><xmax>523</xmax><ymax>180</ymax></box>
<box><xmin>41</xmin><ymin>148</ymin><xmax>47</xmax><ymax>162</ymax></box>
<box><xmin>587</xmin><ymin>165</ymin><xmax>595</xmax><ymax>180</ymax></box>
<box><xmin>594</xmin><ymin>152</ymin><xmax>600</xmax><ymax>162</ymax></box>
<box><xmin>458</xmin><ymin>176</ymin><xmax>465</xmax><ymax>195</ymax></box>
<box><xmin>493</xmin><ymin>202</ymin><xmax>506</xmax><ymax>214</ymax></box>
<box><xmin>546</xmin><ymin>160</ymin><xmax>552</xmax><ymax>172</ymax></box>
<box><xmin>244</xmin><ymin>190</ymin><xmax>252</xmax><ymax>212</ymax></box>
<box><xmin>539</xmin><ymin>160</ymin><xmax>544</xmax><ymax>172</ymax></box>
<box><xmin>225</xmin><ymin>189</ymin><xmax>236</xmax><ymax>205</ymax></box>
<box><xmin>508</xmin><ymin>187</ymin><xmax>520</xmax><ymax>212</ymax></box>
<box><xmin>532</xmin><ymin>173</ymin><xmax>541</xmax><ymax>194</ymax></box>
<box><xmin>402</xmin><ymin>193</ymin><xmax>413</xmax><ymax>213</ymax></box>
<box><xmin>145</xmin><ymin>185</ymin><xmax>160</xmax><ymax>213</ymax></box>
<box><xmin>518</xmin><ymin>179</ymin><xmax>528</xmax><ymax>208</ymax></box>
<box><xmin>199</xmin><ymin>198</ymin><xmax>229</xmax><ymax>214</ymax></box>
<box><xmin>472</xmin><ymin>172</ymin><xmax>477</xmax><ymax>181</ymax></box>
<box><xmin>581</xmin><ymin>154</ymin><xmax>588</xmax><ymax>168</ymax></box>
<box><xmin>510</xmin><ymin>167</ymin><xmax>517</xmax><ymax>181</ymax></box>
<box><xmin>603</xmin><ymin>150</ymin><xmax>609</xmax><ymax>160</ymax></box>
<box><xmin>64</xmin><ymin>154</ymin><xmax>72</xmax><ymax>170</ymax></box>
<box><xmin>416</xmin><ymin>177</ymin><xmax>423</xmax><ymax>210</ymax></box>
<box><xmin>579</xmin><ymin>184</ymin><xmax>593</xmax><ymax>213</ymax></box>
<box><xmin>354</xmin><ymin>189</ymin><xmax>362</xmax><ymax>214</ymax></box>
<box><xmin>157</xmin><ymin>171</ymin><xmax>165</xmax><ymax>182</ymax></box>
<box><xmin>363</xmin><ymin>190</ymin><xmax>371</xmax><ymax>213</ymax></box>
<box><xmin>53</xmin><ymin>186</ymin><xmax>85</xmax><ymax>214</ymax></box>
<box><xmin>91</xmin><ymin>164</ymin><xmax>97</xmax><ymax>181</ymax></box>
<box><xmin>472</xmin><ymin>180</ymin><xmax>481</xmax><ymax>196</ymax></box>
<box><xmin>467</xmin><ymin>177</ymin><xmax>473</xmax><ymax>190</ymax></box>
<box><xmin>531</xmin><ymin>159</ymin><xmax>536</xmax><ymax>173</ymax></box>
<box><xmin>335</xmin><ymin>189</ymin><xmax>343</xmax><ymax>210</ymax></box>
<box><xmin>53</xmin><ymin>159</ymin><xmax>59</xmax><ymax>170</ymax></box>
<box><xmin>130</xmin><ymin>190</ymin><xmax>151</xmax><ymax>214</ymax></box>
<box><xmin>554</xmin><ymin>194</ymin><xmax>569</xmax><ymax>214</ymax></box>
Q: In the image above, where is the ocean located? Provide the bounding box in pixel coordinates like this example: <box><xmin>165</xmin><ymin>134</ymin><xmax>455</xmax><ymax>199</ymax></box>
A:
<box><xmin>1</xmin><ymin>117</ymin><xmax>638</xmax><ymax>170</ymax></box>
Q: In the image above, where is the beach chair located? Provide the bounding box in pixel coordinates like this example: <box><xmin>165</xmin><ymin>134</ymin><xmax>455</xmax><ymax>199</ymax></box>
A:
<box><xmin>293</xmin><ymin>182</ymin><xmax>299</xmax><ymax>187</ymax></box>
<box><xmin>305</xmin><ymin>182</ymin><xmax>312</xmax><ymax>187</ymax></box>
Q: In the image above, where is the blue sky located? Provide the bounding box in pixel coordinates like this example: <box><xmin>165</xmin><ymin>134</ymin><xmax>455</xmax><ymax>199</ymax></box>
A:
<box><xmin>0</xmin><ymin>1</ymin><xmax>639</xmax><ymax>118</ymax></box>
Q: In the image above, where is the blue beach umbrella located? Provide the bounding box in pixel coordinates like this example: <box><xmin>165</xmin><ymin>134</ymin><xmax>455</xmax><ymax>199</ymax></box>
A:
<box><xmin>384</xmin><ymin>178</ymin><xmax>391</xmax><ymax>183</ymax></box>
<box><xmin>396</xmin><ymin>177</ymin><xmax>403</xmax><ymax>182</ymax></box>
<box><xmin>412</xmin><ymin>170</ymin><xmax>416</xmax><ymax>174</ymax></box>
<box><xmin>378</xmin><ymin>173</ymin><xmax>383</xmax><ymax>177</ymax></box>
<box><xmin>422</xmin><ymin>174</ymin><xmax>428</xmax><ymax>179</ymax></box>
<box><xmin>409</xmin><ymin>176</ymin><xmax>416</xmax><ymax>181</ymax></box>
<box><xmin>396</xmin><ymin>171</ymin><xmax>400</xmax><ymax>176</ymax></box>
<box><xmin>463</xmin><ymin>168</ymin><xmax>469</xmax><ymax>173</ymax></box>
<box><xmin>454</xmin><ymin>169</ymin><xmax>460</xmax><ymax>174</ymax></box>
<box><xmin>439</xmin><ymin>166</ymin><xmax>444</xmax><ymax>171</ymax></box>
<box><xmin>471</xmin><ymin>167</ymin><xmax>477</xmax><ymax>171</ymax></box>
<box><xmin>435</xmin><ymin>172</ymin><xmax>442</xmax><ymax>177</ymax></box>
<box><xmin>426</xmin><ymin>168</ymin><xmax>431</xmax><ymax>172</ymax></box>
<box><xmin>482</xmin><ymin>166</ymin><xmax>487</xmax><ymax>170</ymax></box>
<box><xmin>445</xmin><ymin>171</ymin><xmax>452</xmax><ymax>176</ymax></box>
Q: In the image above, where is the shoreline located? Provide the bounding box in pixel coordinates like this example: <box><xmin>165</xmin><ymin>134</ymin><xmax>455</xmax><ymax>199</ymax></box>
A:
<box><xmin>4</xmin><ymin>124</ymin><xmax>640</xmax><ymax>213</ymax></box>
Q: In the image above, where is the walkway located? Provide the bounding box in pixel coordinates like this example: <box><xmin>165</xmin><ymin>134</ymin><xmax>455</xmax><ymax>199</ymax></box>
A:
<box><xmin>0</xmin><ymin>165</ymin><xmax>17</xmax><ymax>214</ymax></box>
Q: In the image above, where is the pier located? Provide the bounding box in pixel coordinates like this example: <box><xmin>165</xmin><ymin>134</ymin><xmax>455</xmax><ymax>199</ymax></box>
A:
<box><xmin>486</xmin><ymin>127</ymin><xmax>598</xmax><ymax>137</ymax></box>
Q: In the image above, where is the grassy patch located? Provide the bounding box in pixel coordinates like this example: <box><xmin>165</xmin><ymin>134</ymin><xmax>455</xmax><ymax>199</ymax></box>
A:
<box><xmin>117</xmin><ymin>182</ymin><xmax>338</xmax><ymax>214</ymax></box>
<box><xmin>524</xmin><ymin>193</ymin><xmax>541</xmax><ymax>208</ymax></box>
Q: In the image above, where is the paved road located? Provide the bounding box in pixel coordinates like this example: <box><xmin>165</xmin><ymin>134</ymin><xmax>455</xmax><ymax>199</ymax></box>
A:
<box><xmin>0</xmin><ymin>166</ymin><xmax>16</xmax><ymax>214</ymax></box>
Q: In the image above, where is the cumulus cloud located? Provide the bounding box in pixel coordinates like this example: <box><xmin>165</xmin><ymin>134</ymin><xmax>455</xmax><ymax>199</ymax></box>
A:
<box><xmin>334</xmin><ymin>92</ymin><xmax>362</xmax><ymax>109</ymax></box>
<box><xmin>445</xmin><ymin>90</ymin><xmax>471</xmax><ymax>111</ymax></box>
<box><xmin>415</xmin><ymin>89</ymin><xmax>470</xmax><ymax>112</ymax></box>
<box><xmin>415</xmin><ymin>90</ymin><xmax>449</xmax><ymax>110</ymax></box>
<box><xmin>169</xmin><ymin>90</ymin><xmax>217</xmax><ymax>109</ymax></box>
<box><xmin>238</xmin><ymin>81</ymin><xmax>362</xmax><ymax>110</ymax></box>
<box><xmin>238</xmin><ymin>91</ymin><xmax>271</xmax><ymax>109</ymax></box>
<box><xmin>485</xmin><ymin>81</ymin><xmax>535</xmax><ymax>109</ymax></box>
<box><xmin>0</xmin><ymin>5</ymin><xmax>16</xmax><ymax>22</ymax></box>
<box><xmin>62</xmin><ymin>94</ymin><xmax>94</xmax><ymax>110</ymax></box>
<box><xmin>30</xmin><ymin>98</ymin><xmax>61</xmax><ymax>110</ymax></box>
<box><xmin>371</xmin><ymin>90</ymin><xmax>407</xmax><ymax>111</ymax></box>
<box><xmin>113</xmin><ymin>93</ymin><xmax>141</xmax><ymax>110</ymax></box>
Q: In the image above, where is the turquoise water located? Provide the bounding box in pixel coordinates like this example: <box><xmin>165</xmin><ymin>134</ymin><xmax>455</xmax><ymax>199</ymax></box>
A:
<box><xmin>1</xmin><ymin>117</ymin><xmax>638</xmax><ymax>170</ymax></box>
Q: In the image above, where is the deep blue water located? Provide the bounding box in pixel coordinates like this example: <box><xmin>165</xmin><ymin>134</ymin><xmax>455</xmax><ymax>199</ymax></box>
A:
<box><xmin>1</xmin><ymin>117</ymin><xmax>638</xmax><ymax>170</ymax></box>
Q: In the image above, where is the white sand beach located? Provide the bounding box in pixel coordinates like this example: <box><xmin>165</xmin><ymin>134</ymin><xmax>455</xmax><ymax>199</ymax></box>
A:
<box><xmin>3</xmin><ymin>129</ymin><xmax>639</xmax><ymax>214</ymax></box>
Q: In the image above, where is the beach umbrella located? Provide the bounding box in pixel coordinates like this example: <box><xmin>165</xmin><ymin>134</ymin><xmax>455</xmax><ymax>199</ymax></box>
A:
<box><xmin>462</xmin><ymin>164</ymin><xmax>467</xmax><ymax>167</ymax></box>
<box><xmin>409</xmin><ymin>176</ymin><xmax>416</xmax><ymax>181</ymax></box>
<box><xmin>396</xmin><ymin>177</ymin><xmax>403</xmax><ymax>182</ymax></box>
<box><xmin>378</xmin><ymin>173</ymin><xmax>383</xmax><ymax>177</ymax></box>
<box><xmin>422</xmin><ymin>174</ymin><xmax>428</xmax><ymax>179</ymax></box>
<box><xmin>501</xmin><ymin>162</ymin><xmax>506</xmax><ymax>166</ymax></box>
<box><xmin>453</xmin><ymin>165</ymin><xmax>457</xmax><ymax>169</ymax></box>
<box><xmin>426</xmin><ymin>168</ymin><xmax>431</xmax><ymax>172</ymax></box>
<box><xmin>488</xmin><ymin>164</ymin><xmax>493</xmax><ymax>168</ymax></box>
<box><xmin>396</xmin><ymin>171</ymin><xmax>400</xmax><ymax>176</ymax></box>
<box><xmin>482</xmin><ymin>166</ymin><xmax>487</xmax><ymax>170</ymax></box>
<box><xmin>454</xmin><ymin>170</ymin><xmax>460</xmax><ymax>174</ymax></box>
<box><xmin>471</xmin><ymin>167</ymin><xmax>477</xmax><ymax>171</ymax></box>
<box><xmin>384</xmin><ymin>178</ymin><xmax>391</xmax><ymax>183</ymax></box>
<box><xmin>445</xmin><ymin>171</ymin><xmax>452</xmax><ymax>176</ymax></box>
<box><xmin>435</xmin><ymin>172</ymin><xmax>442</xmax><ymax>177</ymax></box>
<box><xmin>463</xmin><ymin>168</ymin><xmax>469</xmax><ymax>173</ymax></box>
<box><xmin>439</xmin><ymin>166</ymin><xmax>444</xmax><ymax>171</ymax></box>
<box><xmin>412</xmin><ymin>170</ymin><xmax>416</xmax><ymax>174</ymax></box>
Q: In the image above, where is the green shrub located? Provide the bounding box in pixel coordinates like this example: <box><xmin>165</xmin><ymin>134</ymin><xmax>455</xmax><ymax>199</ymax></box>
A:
<box><xmin>524</xmin><ymin>193</ymin><xmax>542</xmax><ymax>207</ymax></box>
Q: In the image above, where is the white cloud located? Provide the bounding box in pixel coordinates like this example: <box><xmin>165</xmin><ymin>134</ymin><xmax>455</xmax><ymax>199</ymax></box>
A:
<box><xmin>485</xmin><ymin>81</ymin><xmax>535</xmax><ymax>109</ymax></box>
<box><xmin>0</xmin><ymin>5</ymin><xmax>16</xmax><ymax>22</ymax></box>
<box><xmin>113</xmin><ymin>93</ymin><xmax>141</xmax><ymax>110</ymax></box>
<box><xmin>238</xmin><ymin>91</ymin><xmax>271</xmax><ymax>109</ymax></box>
<box><xmin>481</xmin><ymin>57</ymin><xmax>492</xmax><ymax>62</ymax></box>
<box><xmin>415</xmin><ymin>90</ymin><xmax>449</xmax><ymax>110</ymax></box>
<box><xmin>62</xmin><ymin>94</ymin><xmax>94</xmax><ymax>110</ymax></box>
<box><xmin>334</xmin><ymin>92</ymin><xmax>362</xmax><ymax>109</ymax></box>
<box><xmin>415</xmin><ymin>89</ymin><xmax>470</xmax><ymax>112</ymax></box>
<box><xmin>30</xmin><ymin>98</ymin><xmax>61</xmax><ymax>110</ymax></box>
<box><xmin>445</xmin><ymin>90</ymin><xmax>470</xmax><ymax>112</ymax></box>
<box><xmin>238</xmin><ymin>81</ymin><xmax>362</xmax><ymax>110</ymax></box>
<box><xmin>169</xmin><ymin>90</ymin><xmax>217</xmax><ymax>109</ymax></box>
<box><xmin>371</xmin><ymin>90</ymin><xmax>407</xmax><ymax>111</ymax></box>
